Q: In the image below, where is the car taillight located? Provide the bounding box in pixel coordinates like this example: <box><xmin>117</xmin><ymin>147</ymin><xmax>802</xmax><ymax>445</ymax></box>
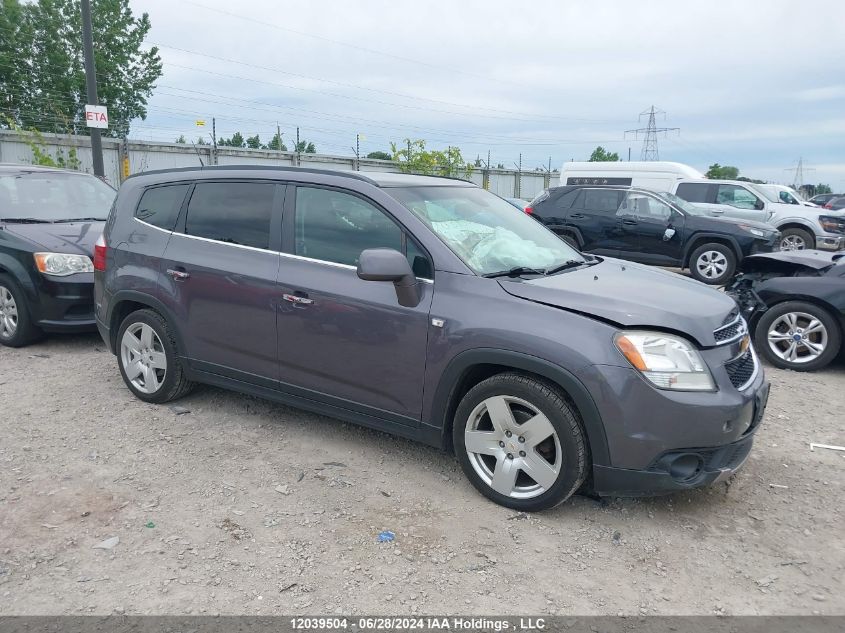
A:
<box><xmin>825</xmin><ymin>202</ymin><xmax>833</xmax><ymax>209</ymax></box>
<box><xmin>93</xmin><ymin>234</ymin><xmax>107</xmax><ymax>271</ymax></box>
<box><xmin>524</xmin><ymin>206</ymin><xmax>533</xmax><ymax>214</ymax></box>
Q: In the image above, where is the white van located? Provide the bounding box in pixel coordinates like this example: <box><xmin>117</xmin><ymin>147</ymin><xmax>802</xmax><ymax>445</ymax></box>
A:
<box><xmin>559</xmin><ymin>161</ymin><xmax>703</xmax><ymax>191</ymax></box>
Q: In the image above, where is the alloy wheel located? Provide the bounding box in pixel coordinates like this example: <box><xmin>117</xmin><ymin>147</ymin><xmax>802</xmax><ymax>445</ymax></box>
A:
<box><xmin>780</xmin><ymin>235</ymin><xmax>806</xmax><ymax>251</ymax></box>
<box><xmin>766</xmin><ymin>311</ymin><xmax>828</xmax><ymax>364</ymax></box>
<box><xmin>0</xmin><ymin>285</ymin><xmax>19</xmax><ymax>339</ymax></box>
<box><xmin>695</xmin><ymin>250</ymin><xmax>728</xmax><ymax>280</ymax></box>
<box><xmin>120</xmin><ymin>322</ymin><xmax>167</xmax><ymax>394</ymax></box>
<box><xmin>464</xmin><ymin>395</ymin><xmax>562</xmax><ymax>499</ymax></box>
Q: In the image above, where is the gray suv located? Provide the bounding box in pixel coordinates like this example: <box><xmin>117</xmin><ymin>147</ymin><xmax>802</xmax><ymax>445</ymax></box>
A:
<box><xmin>95</xmin><ymin>166</ymin><xmax>770</xmax><ymax>511</ymax></box>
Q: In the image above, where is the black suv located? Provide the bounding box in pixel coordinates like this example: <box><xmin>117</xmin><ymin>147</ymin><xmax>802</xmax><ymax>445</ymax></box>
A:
<box><xmin>527</xmin><ymin>185</ymin><xmax>780</xmax><ymax>285</ymax></box>
<box><xmin>0</xmin><ymin>165</ymin><xmax>115</xmax><ymax>347</ymax></box>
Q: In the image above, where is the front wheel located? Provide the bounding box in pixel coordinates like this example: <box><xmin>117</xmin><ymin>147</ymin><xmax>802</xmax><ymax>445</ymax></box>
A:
<box><xmin>453</xmin><ymin>373</ymin><xmax>588</xmax><ymax>511</ymax></box>
<box><xmin>779</xmin><ymin>228</ymin><xmax>814</xmax><ymax>251</ymax></box>
<box><xmin>754</xmin><ymin>301</ymin><xmax>841</xmax><ymax>371</ymax></box>
<box><xmin>689</xmin><ymin>243</ymin><xmax>736</xmax><ymax>285</ymax></box>
<box><xmin>116</xmin><ymin>309</ymin><xmax>195</xmax><ymax>403</ymax></box>
<box><xmin>0</xmin><ymin>274</ymin><xmax>43</xmax><ymax>348</ymax></box>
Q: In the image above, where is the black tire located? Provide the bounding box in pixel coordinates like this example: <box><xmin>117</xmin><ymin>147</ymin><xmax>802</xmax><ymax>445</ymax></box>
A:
<box><xmin>779</xmin><ymin>227</ymin><xmax>815</xmax><ymax>251</ymax></box>
<box><xmin>452</xmin><ymin>372</ymin><xmax>588</xmax><ymax>512</ymax></box>
<box><xmin>0</xmin><ymin>273</ymin><xmax>43</xmax><ymax>348</ymax></box>
<box><xmin>116</xmin><ymin>308</ymin><xmax>195</xmax><ymax>403</ymax></box>
<box><xmin>688</xmin><ymin>242</ymin><xmax>737</xmax><ymax>285</ymax></box>
<box><xmin>754</xmin><ymin>301</ymin><xmax>841</xmax><ymax>372</ymax></box>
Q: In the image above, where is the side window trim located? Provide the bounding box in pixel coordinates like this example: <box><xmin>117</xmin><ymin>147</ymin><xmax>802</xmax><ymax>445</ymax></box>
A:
<box><xmin>133</xmin><ymin>182</ymin><xmax>193</xmax><ymax>233</ymax></box>
<box><xmin>283</xmin><ymin>184</ymin><xmax>434</xmax><ymax>280</ymax></box>
<box><xmin>173</xmin><ymin>179</ymin><xmax>285</xmax><ymax>253</ymax></box>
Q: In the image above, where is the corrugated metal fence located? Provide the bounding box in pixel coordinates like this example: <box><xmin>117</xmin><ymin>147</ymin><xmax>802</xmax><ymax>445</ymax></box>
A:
<box><xmin>0</xmin><ymin>130</ymin><xmax>558</xmax><ymax>200</ymax></box>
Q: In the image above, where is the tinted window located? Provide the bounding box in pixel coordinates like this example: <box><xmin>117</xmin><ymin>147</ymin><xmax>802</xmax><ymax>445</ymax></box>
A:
<box><xmin>135</xmin><ymin>184</ymin><xmax>189</xmax><ymax>231</ymax></box>
<box><xmin>716</xmin><ymin>184</ymin><xmax>760</xmax><ymax>210</ymax></box>
<box><xmin>619</xmin><ymin>192</ymin><xmax>672</xmax><ymax>222</ymax></box>
<box><xmin>295</xmin><ymin>187</ymin><xmax>402</xmax><ymax>267</ymax></box>
<box><xmin>407</xmin><ymin>238</ymin><xmax>433</xmax><ymax>279</ymax></box>
<box><xmin>676</xmin><ymin>182</ymin><xmax>710</xmax><ymax>203</ymax></box>
<box><xmin>551</xmin><ymin>188</ymin><xmax>581</xmax><ymax>209</ymax></box>
<box><xmin>580</xmin><ymin>189</ymin><xmax>623</xmax><ymax>213</ymax></box>
<box><xmin>184</xmin><ymin>182</ymin><xmax>275</xmax><ymax>249</ymax></box>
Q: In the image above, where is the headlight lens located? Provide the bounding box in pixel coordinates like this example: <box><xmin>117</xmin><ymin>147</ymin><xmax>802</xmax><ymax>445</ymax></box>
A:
<box><xmin>33</xmin><ymin>252</ymin><xmax>94</xmax><ymax>276</ymax></box>
<box><xmin>615</xmin><ymin>331</ymin><xmax>716</xmax><ymax>391</ymax></box>
<box><xmin>738</xmin><ymin>224</ymin><xmax>766</xmax><ymax>237</ymax></box>
<box><xmin>819</xmin><ymin>215</ymin><xmax>845</xmax><ymax>234</ymax></box>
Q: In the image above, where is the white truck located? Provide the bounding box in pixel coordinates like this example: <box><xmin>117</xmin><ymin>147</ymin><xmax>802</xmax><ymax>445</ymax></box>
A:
<box><xmin>559</xmin><ymin>161</ymin><xmax>845</xmax><ymax>251</ymax></box>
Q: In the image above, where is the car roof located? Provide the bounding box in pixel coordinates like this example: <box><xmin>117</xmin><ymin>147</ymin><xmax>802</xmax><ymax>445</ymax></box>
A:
<box><xmin>125</xmin><ymin>165</ymin><xmax>476</xmax><ymax>188</ymax></box>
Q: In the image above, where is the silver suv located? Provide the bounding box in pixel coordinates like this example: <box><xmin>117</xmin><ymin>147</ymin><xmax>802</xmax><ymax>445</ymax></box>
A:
<box><xmin>94</xmin><ymin>166</ymin><xmax>769</xmax><ymax>511</ymax></box>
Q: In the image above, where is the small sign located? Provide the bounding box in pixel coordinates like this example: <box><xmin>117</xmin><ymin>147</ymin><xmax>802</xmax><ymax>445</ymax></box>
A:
<box><xmin>84</xmin><ymin>104</ymin><xmax>108</xmax><ymax>129</ymax></box>
<box><xmin>196</xmin><ymin>120</ymin><xmax>206</xmax><ymax>127</ymax></box>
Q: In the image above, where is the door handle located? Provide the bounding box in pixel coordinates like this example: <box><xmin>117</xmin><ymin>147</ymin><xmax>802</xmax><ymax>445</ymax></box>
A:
<box><xmin>166</xmin><ymin>268</ymin><xmax>190</xmax><ymax>281</ymax></box>
<box><xmin>569</xmin><ymin>213</ymin><xmax>586</xmax><ymax>220</ymax></box>
<box><xmin>621</xmin><ymin>219</ymin><xmax>638</xmax><ymax>226</ymax></box>
<box><xmin>282</xmin><ymin>293</ymin><xmax>314</xmax><ymax>306</ymax></box>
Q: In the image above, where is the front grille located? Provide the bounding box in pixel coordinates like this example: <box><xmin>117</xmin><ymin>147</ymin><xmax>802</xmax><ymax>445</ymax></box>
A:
<box><xmin>713</xmin><ymin>315</ymin><xmax>746</xmax><ymax>344</ymax></box>
<box><xmin>725</xmin><ymin>348</ymin><xmax>757</xmax><ymax>390</ymax></box>
<box><xmin>700</xmin><ymin>437</ymin><xmax>753</xmax><ymax>471</ymax></box>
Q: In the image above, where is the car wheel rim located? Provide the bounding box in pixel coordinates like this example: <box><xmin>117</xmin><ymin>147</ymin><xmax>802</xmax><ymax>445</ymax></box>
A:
<box><xmin>767</xmin><ymin>311</ymin><xmax>828</xmax><ymax>364</ymax></box>
<box><xmin>695</xmin><ymin>251</ymin><xmax>728</xmax><ymax>279</ymax></box>
<box><xmin>464</xmin><ymin>395</ymin><xmax>562</xmax><ymax>500</ymax></box>
<box><xmin>0</xmin><ymin>286</ymin><xmax>19</xmax><ymax>339</ymax></box>
<box><xmin>120</xmin><ymin>323</ymin><xmax>167</xmax><ymax>393</ymax></box>
<box><xmin>780</xmin><ymin>235</ymin><xmax>806</xmax><ymax>250</ymax></box>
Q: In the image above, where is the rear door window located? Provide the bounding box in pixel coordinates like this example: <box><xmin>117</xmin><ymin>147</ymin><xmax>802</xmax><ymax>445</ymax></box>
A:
<box><xmin>675</xmin><ymin>182</ymin><xmax>711</xmax><ymax>203</ymax></box>
<box><xmin>619</xmin><ymin>192</ymin><xmax>673</xmax><ymax>222</ymax></box>
<box><xmin>135</xmin><ymin>184</ymin><xmax>190</xmax><ymax>231</ymax></box>
<box><xmin>580</xmin><ymin>189</ymin><xmax>623</xmax><ymax>213</ymax></box>
<box><xmin>184</xmin><ymin>182</ymin><xmax>275</xmax><ymax>249</ymax></box>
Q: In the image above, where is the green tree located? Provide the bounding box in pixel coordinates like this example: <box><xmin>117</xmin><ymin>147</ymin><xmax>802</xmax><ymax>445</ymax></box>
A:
<box><xmin>245</xmin><ymin>134</ymin><xmax>261</xmax><ymax>149</ymax></box>
<box><xmin>390</xmin><ymin>139</ymin><xmax>473</xmax><ymax>178</ymax></box>
<box><xmin>218</xmin><ymin>131</ymin><xmax>245</xmax><ymax>148</ymax></box>
<box><xmin>1</xmin><ymin>0</ymin><xmax>162</xmax><ymax>138</ymax></box>
<box><xmin>195</xmin><ymin>136</ymin><xmax>207</xmax><ymax>145</ymax></box>
<box><xmin>175</xmin><ymin>134</ymin><xmax>186</xmax><ymax>143</ymax></box>
<box><xmin>705</xmin><ymin>163</ymin><xmax>740</xmax><ymax>180</ymax></box>
<box><xmin>295</xmin><ymin>140</ymin><xmax>316</xmax><ymax>153</ymax></box>
<box><xmin>366</xmin><ymin>150</ymin><xmax>392</xmax><ymax>160</ymax></box>
<box><xmin>815</xmin><ymin>183</ymin><xmax>832</xmax><ymax>194</ymax></box>
<box><xmin>266</xmin><ymin>131</ymin><xmax>287</xmax><ymax>151</ymax></box>
<box><xmin>589</xmin><ymin>146</ymin><xmax>619</xmax><ymax>162</ymax></box>
<box><xmin>736</xmin><ymin>176</ymin><xmax>765</xmax><ymax>184</ymax></box>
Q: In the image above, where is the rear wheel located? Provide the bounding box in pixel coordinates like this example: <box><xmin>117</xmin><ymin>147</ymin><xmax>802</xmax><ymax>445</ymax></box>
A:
<box><xmin>754</xmin><ymin>301</ymin><xmax>840</xmax><ymax>371</ymax></box>
<box><xmin>689</xmin><ymin>243</ymin><xmax>736</xmax><ymax>285</ymax></box>
<box><xmin>116</xmin><ymin>309</ymin><xmax>195</xmax><ymax>403</ymax></box>
<box><xmin>779</xmin><ymin>228</ymin><xmax>814</xmax><ymax>251</ymax></box>
<box><xmin>453</xmin><ymin>373</ymin><xmax>588</xmax><ymax>511</ymax></box>
<box><xmin>0</xmin><ymin>274</ymin><xmax>43</xmax><ymax>348</ymax></box>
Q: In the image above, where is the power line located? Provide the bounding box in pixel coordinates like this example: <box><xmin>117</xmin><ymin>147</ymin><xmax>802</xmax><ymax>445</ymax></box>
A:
<box><xmin>625</xmin><ymin>106</ymin><xmax>679</xmax><ymax>161</ymax></box>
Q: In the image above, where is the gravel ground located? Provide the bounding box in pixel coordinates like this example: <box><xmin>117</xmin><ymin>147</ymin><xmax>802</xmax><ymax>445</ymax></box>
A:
<box><xmin>1</xmin><ymin>332</ymin><xmax>844</xmax><ymax>616</ymax></box>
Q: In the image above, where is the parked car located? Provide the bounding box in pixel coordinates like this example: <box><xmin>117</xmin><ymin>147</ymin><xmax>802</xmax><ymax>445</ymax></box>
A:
<box><xmin>808</xmin><ymin>193</ymin><xmax>843</xmax><ymax>207</ymax></box>
<box><xmin>823</xmin><ymin>196</ymin><xmax>845</xmax><ymax>211</ymax></box>
<box><xmin>752</xmin><ymin>184</ymin><xmax>816</xmax><ymax>207</ymax></box>
<box><xmin>526</xmin><ymin>184</ymin><xmax>779</xmax><ymax>285</ymax></box>
<box><xmin>556</xmin><ymin>162</ymin><xmax>845</xmax><ymax>252</ymax></box>
<box><xmin>96</xmin><ymin>166</ymin><xmax>769</xmax><ymax>511</ymax></box>
<box><xmin>0</xmin><ymin>164</ymin><xmax>115</xmax><ymax>347</ymax></box>
<box><xmin>727</xmin><ymin>250</ymin><xmax>845</xmax><ymax>371</ymax></box>
<box><xmin>504</xmin><ymin>197</ymin><xmax>530</xmax><ymax>211</ymax></box>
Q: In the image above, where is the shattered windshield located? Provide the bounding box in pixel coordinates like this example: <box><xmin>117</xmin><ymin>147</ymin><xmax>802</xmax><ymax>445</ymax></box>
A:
<box><xmin>389</xmin><ymin>185</ymin><xmax>585</xmax><ymax>276</ymax></box>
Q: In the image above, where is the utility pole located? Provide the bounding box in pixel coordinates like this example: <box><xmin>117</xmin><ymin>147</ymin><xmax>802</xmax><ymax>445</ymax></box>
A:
<box><xmin>296</xmin><ymin>126</ymin><xmax>301</xmax><ymax>166</ymax></box>
<box><xmin>628</xmin><ymin>147</ymin><xmax>631</xmax><ymax>161</ymax></box>
<box><xmin>211</xmin><ymin>117</ymin><xmax>218</xmax><ymax>165</ymax></box>
<box><xmin>513</xmin><ymin>153</ymin><xmax>522</xmax><ymax>198</ymax></box>
<box><xmin>407</xmin><ymin>139</ymin><xmax>412</xmax><ymax>171</ymax></box>
<box><xmin>276</xmin><ymin>123</ymin><xmax>282</xmax><ymax>152</ymax></box>
<box><xmin>80</xmin><ymin>0</ymin><xmax>104</xmax><ymax>177</ymax></box>
<box><xmin>355</xmin><ymin>133</ymin><xmax>360</xmax><ymax>171</ymax></box>
<box><xmin>625</xmin><ymin>105</ymin><xmax>679</xmax><ymax>161</ymax></box>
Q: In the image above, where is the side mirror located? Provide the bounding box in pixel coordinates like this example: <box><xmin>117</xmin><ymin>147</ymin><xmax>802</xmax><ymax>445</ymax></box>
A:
<box><xmin>357</xmin><ymin>248</ymin><xmax>421</xmax><ymax>308</ymax></box>
<box><xmin>754</xmin><ymin>199</ymin><xmax>765</xmax><ymax>211</ymax></box>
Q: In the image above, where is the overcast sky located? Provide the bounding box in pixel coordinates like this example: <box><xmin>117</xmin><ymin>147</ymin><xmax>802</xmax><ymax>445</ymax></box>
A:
<box><xmin>129</xmin><ymin>0</ymin><xmax>845</xmax><ymax>187</ymax></box>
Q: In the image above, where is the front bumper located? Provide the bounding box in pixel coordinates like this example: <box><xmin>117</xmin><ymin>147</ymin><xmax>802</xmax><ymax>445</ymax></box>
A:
<box><xmin>815</xmin><ymin>234</ymin><xmax>845</xmax><ymax>251</ymax></box>
<box><xmin>592</xmin><ymin>382</ymin><xmax>768</xmax><ymax>496</ymax></box>
<box><xmin>30</xmin><ymin>273</ymin><xmax>96</xmax><ymax>333</ymax></box>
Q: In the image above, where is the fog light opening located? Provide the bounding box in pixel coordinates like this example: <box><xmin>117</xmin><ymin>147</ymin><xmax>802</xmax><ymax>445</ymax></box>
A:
<box><xmin>668</xmin><ymin>453</ymin><xmax>704</xmax><ymax>482</ymax></box>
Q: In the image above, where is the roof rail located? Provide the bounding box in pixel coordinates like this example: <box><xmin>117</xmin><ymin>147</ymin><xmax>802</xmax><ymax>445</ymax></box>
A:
<box><xmin>125</xmin><ymin>164</ymin><xmax>380</xmax><ymax>185</ymax></box>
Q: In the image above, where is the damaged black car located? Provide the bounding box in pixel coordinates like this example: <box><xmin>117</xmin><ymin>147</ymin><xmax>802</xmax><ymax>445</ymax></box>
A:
<box><xmin>727</xmin><ymin>251</ymin><xmax>845</xmax><ymax>371</ymax></box>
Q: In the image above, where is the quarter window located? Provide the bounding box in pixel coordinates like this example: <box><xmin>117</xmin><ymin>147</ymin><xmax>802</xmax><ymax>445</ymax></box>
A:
<box><xmin>579</xmin><ymin>189</ymin><xmax>623</xmax><ymax>214</ymax></box>
<box><xmin>295</xmin><ymin>187</ymin><xmax>403</xmax><ymax>267</ymax></box>
<box><xmin>135</xmin><ymin>184</ymin><xmax>190</xmax><ymax>231</ymax></box>
<box><xmin>184</xmin><ymin>182</ymin><xmax>275</xmax><ymax>249</ymax></box>
<box><xmin>715</xmin><ymin>185</ymin><xmax>760</xmax><ymax>210</ymax></box>
<box><xmin>675</xmin><ymin>182</ymin><xmax>710</xmax><ymax>203</ymax></box>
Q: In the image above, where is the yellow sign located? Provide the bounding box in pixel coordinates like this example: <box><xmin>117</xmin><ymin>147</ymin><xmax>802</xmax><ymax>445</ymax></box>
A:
<box><xmin>121</xmin><ymin>156</ymin><xmax>130</xmax><ymax>181</ymax></box>
<box><xmin>195</xmin><ymin>120</ymin><xmax>206</xmax><ymax>127</ymax></box>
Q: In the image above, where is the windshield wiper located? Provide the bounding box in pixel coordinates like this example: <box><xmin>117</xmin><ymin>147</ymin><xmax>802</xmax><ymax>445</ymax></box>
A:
<box><xmin>54</xmin><ymin>217</ymin><xmax>107</xmax><ymax>223</ymax></box>
<box><xmin>0</xmin><ymin>217</ymin><xmax>54</xmax><ymax>223</ymax></box>
<box><xmin>483</xmin><ymin>266</ymin><xmax>546</xmax><ymax>278</ymax></box>
<box><xmin>545</xmin><ymin>259</ymin><xmax>591</xmax><ymax>275</ymax></box>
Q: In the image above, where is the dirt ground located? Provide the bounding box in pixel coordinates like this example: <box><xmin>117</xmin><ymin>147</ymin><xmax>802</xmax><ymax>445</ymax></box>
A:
<box><xmin>1</xmin><ymin>332</ymin><xmax>843</xmax><ymax>616</ymax></box>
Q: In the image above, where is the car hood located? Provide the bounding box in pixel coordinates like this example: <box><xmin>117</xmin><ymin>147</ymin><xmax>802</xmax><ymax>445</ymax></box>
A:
<box><xmin>738</xmin><ymin>250</ymin><xmax>844</xmax><ymax>273</ymax></box>
<box><xmin>497</xmin><ymin>258</ymin><xmax>738</xmax><ymax>347</ymax></box>
<box><xmin>1</xmin><ymin>221</ymin><xmax>104</xmax><ymax>257</ymax></box>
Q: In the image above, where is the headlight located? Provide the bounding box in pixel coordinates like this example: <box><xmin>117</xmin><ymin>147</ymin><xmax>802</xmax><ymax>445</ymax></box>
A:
<box><xmin>819</xmin><ymin>216</ymin><xmax>845</xmax><ymax>234</ymax></box>
<box><xmin>738</xmin><ymin>224</ymin><xmax>766</xmax><ymax>237</ymax></box>
<box><xmin>33</xmin><ymin>252</ymin><xmax>94</xmax><ymax>276</ymax></box>
<box><xmin>614</xmin><ymin>331</ymin><xmax>716</xmax><ymax>391</ymax></box>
